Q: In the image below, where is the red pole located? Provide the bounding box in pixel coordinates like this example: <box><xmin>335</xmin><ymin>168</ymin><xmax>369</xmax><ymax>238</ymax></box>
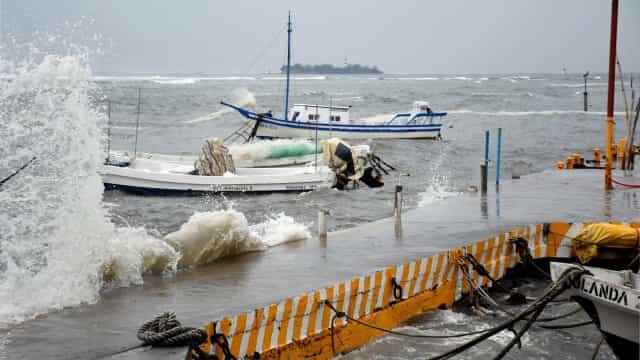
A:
<box><xmin>604</xmin><ymin>0</ymin><xmax>619</xmax><ymax>190</ymax></box>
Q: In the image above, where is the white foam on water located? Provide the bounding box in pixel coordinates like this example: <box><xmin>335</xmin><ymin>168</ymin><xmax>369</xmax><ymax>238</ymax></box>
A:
<box><xmin>152</xmin><ymin>78</ymin><xmax>199</xmax><ymax>85</ymax></box>
<box><xmin>418</xmin><ymin>144</ymin><xmax>460</xmax><ymax>207</ymax></box>
<box><xmin>0</xmin><ymin>48</ymin><xmax>307</xmax><ymax>325</ymax></box>
<box><xmin>164</xmin><ymin>210</ymin><xmax>310</xmax><ymax>269</ymax></box>
<box><xmin>184</xmin><ymin>88</ymin><xmax>256</xmax><ymax>123</ymax></box>
<box><xmin>0</xmin><ymin>50</ymin><xmax>181</xmax><ymax>325</ymax></box>
<box><xmin>448</xmin><ymin>109</ymin><xmax>625</xmax><ymax>116</ymax></box>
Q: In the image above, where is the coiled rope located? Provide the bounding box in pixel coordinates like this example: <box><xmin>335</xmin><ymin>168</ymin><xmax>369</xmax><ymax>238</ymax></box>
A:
<box><xmin>136</xmin><ymin>312</ymin><xmax>208</xmax><ymax>347</ymax></box>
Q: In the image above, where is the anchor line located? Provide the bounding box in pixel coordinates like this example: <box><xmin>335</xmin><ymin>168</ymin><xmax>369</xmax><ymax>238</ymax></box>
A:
<box><xmin>0</xmin><ymin>156</ymin><xmax>36</xmax><ymax>187</ymax></box>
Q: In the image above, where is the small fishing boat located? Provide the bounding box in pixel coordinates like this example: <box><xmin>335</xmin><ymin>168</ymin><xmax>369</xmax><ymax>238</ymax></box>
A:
<box><xmin>551</xmin><ymin>262</ymin><xmax>639</xmax><ymax>360</ymax></box>
<box><xmin>221</xmin><ymin>14</ymin><xmax>447</xmax><ymax>140</ymax></box>
<box><xmin>102</xmin><ymin>157</ymin><xmax>333</xmax><ymax>194</ymax></box>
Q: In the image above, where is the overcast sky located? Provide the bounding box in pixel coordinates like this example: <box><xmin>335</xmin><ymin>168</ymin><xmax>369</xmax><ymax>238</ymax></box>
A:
<box><xmin>3</xmin><ymin>0</ymin><xmax>639</xmax><ymax>74</ymax></box>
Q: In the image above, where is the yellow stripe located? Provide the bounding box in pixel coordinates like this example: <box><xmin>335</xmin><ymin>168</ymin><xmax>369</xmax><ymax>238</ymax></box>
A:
<box><xmin>504</xmin><ymin>231</ymin><xmax>515</xmax><ymax>271</ymax></box>
<box><xmin>359</xmin><ymin>276</ymin><xmax>371</xmax><ymax>318</ymax></box>
<box><xmin>547</xmin><ymin>223</ymin><xmax>570</xmax><ymax>257</ymax></box>
<box><xmin>321</xmin><ymin>286</ymin><xmax>335</xmax><ymax>330</ymax></box>
<box><xmin>419</xmin><ymin>256</ymin><xmax>434</xmax><ymax>292</ymax></box>
<box><xmin>493</xmin><ymin>234</ymin><xmax>506</xmax><ymax>280</ymax></box>
<box><xmin>408</xmin><ymin>258</ymin><xmax>422</xmax><ymax>296</ymax></box>
<box><xmin>201</xmin><ymin>322</ymin><xmax>214</xmax><ymax>354</ymax></box>
<box><xmin>262</xmin><ymin>304</ymin><xmax>278</xmax><ymax>352</ymax></box>
<box><xmin>483</xmin><ymin>237</ymin><xmax>495</xmax><ymax>287</ymax></box>
<box><xmin>441</xmin><ymin>252</ymin><xmax>455</xmax><ymax>282</ymax></box>
<box><xmin>307</xmin><ymin>291</ymin><xmax>321</xmax><ymax>336</ymax></box>
<box><xmin>335</xmin><ymin>283</ymin><xmax>347</xmax><ymax>327</ymax></box>
<box><xmin>277</xmin><ymin>298</ymin><xmax>294</xmax><ymax>347</ymax></box>
<box><xmin>369</xmin><ymin>271</ymin><xmax>383</xmax><ymax>314</ymax></box>
<box><xmin>347</xmin><ymin>279</ymin><xmax>359</xmax><ymax>318</ymax></box>
<box><xmin>382</xmin><ymin>266</ymin><xmax>397</xmax><ymax>305</ymax></box>
<box><xmin>472</xmin><ymin>241</ymin><xmax>485</xmax><ymax>285</ymax></box>
<box><xmin>292</xmin><ymin>294</ymin><xmax>309</xmax><ymax>341</ymax></box>
<box><xmin>461</xmin><ymin>244</ymin><xmax>473</xmax><ymax>294</ymax></box>
<box><xmin>431</xmin><ymin>253</ymin><xmax>445</xmax><ymax>289</ymax></box>
<box><xmin>245</xmin><ymin>307</ymin><xmax>263</xmax><ymax>356</ymax></box>
<box><xmin>216</xmin><ymin>317</ymin><xmax>232</xmax><ymax>359</ymax></box>
<box><xmin>230</xmin><ymin>313</ymin><xmax>247</xmax><ymax>356</ymax></box>
<box><xmin>400</xmin><ymin>262</ymin><xmax>411</xmax><ymax>296</ymax></box>
<box><xmin>534</xmin><ymin>224</ymin><xmax>542</xmax><ymax>258</ymax></box>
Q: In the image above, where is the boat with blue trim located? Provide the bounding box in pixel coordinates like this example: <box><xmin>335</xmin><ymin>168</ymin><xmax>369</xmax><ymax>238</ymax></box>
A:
<box><xmin>222</xmin><ymin>13</ymin><xmax>447</xmax><ymax>140</ymax></box>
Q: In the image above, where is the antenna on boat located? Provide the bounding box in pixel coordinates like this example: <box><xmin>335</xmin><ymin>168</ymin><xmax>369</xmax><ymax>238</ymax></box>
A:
<box><xmin>284</xmin><ymin>11</ymin><xmax>292</xmax><ymax>121</ymax></box>
<box><xmin>134</xmin><ymin>88</ymin><xmax>141</xmax><ymax>160</ymax></box>
<box><xmin>106</xmin><ymin>99</ymin><xmax>112</xmax><ymax>164</ymax></box>
<box><xmin>604</xmin><ymin>0</ymin><xmax>619</xmax><ymax>190</ymax></box>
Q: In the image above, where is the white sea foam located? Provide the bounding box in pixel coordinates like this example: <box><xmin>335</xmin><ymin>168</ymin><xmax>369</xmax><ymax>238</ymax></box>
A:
<box><xmin>448</xmin><ymin>109</ymin><xmax>625</xmax><ymax>116</ymax></box>
<box><xmin>0</xmin><ymin>48</ymin><xmax>309</xmax><ymax>325</ymax></box>
<box><xmin>184</xmin><ymin>88</ymin><xmax>256</xmax><ymax>123</ymax></box>
<box><xmin>152</xmin><ymin>78</ymin><xmax>199</xmax><ymax>85</ymax></box>
<box><xmin>165</xmin><ymin>210</ymin><xmax>310</xmax><ymax>268</ymax></box>
<box><xmin>261</xmin><ymin>75</ymin><xmax>327</xmax><ymax>80</ymax></box>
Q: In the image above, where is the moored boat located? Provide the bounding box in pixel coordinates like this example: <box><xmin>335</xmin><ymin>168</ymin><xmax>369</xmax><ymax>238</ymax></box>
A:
<box><xmin>222</xmin><ymin>13</ymin><xmax>447</xmax><ymax>140</ymax></box>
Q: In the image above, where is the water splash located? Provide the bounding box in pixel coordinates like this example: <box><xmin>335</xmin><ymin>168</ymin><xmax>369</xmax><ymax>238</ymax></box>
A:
<box><xmin>418</xmin><ymin>143</ymin><xmax>460</xmax><ymax>207</ymax></box>
<box><xmin>185</xmin><ymin>88</ymin><xmax>257</xmax><ymax>123</ymax></box>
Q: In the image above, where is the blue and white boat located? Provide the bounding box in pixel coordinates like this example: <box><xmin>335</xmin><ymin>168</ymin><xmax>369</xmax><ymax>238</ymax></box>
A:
<box><xmin>222</xmin><ymin>14</ymin><xmax>447</xmax><ymax>140</ymax></box>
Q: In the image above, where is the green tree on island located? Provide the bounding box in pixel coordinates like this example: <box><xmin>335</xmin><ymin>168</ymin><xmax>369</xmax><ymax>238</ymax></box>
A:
<box><xmin>280</xmin><ymin>63</ymin><xmax>383</xmax><ymax>74</ymax></box>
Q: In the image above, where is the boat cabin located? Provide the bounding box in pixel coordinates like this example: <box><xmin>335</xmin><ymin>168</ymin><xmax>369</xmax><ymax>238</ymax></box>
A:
<box><xmin>387</xmin><ymin>101</ymin><xmax>439</xmax><ymax>125</ymax></box>
<box><xmin>288</xmin><ymin>104</ymin><xmax>352</xmax><ymax>123</ymax></box>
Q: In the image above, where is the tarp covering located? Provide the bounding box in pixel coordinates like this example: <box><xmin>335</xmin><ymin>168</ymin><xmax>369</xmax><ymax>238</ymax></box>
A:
<box><xmin>195</xmin><ymin>138</ymin><xmax>236</xmax><ymax>176</ymax></box>
<box><xmin>573</xmin><ymin>223</ymin><xmax>639</xmax><ymax>263</ymax></box>
<box><xmin>322</xmin><ymin>138</ymin><xmax>363</xmax><ymax>181</ymax></box>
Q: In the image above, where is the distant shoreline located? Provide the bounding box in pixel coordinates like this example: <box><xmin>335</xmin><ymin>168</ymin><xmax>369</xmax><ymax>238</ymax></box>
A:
<box><xmin>280</xmin><ymin>63</ymin><xmax>383</xmax><ymax>75</ymax></box>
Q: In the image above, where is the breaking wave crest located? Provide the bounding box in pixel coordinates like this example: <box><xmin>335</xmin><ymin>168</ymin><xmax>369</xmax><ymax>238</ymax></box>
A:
<box><xmin>0</xmin><ymin>47</ymin><xmax>309</xmax><ymax>325</ymax></box>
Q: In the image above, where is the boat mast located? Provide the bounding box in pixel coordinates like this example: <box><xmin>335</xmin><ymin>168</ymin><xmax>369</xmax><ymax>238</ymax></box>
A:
<box><xmin>284</xmin><ymin>11</ymin><xmax>292</xmax><ymax>121</ymax></box>
<box><xmin>604</xmin><ymin>0</ymin><xmax>619</xmax><ymax>190</ymax></box>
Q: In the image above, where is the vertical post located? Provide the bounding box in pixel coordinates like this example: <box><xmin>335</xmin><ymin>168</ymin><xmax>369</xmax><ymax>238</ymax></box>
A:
<box><xmin>481</xmin><ymin>130</ymin><xmax>489</xmax><ymax>195</ymax></box>
<box><xmin>284</xmin><ymin>12</ymin><xmax>292</xmax><ymax>121</ymax></box>
<box><xmin>605</xmin><ymin>0</ymin><xmax>619</xmax><ymax>190</ymax></box>
<box><xmin>106</xmin><ymin>100</ymin><xmax>112</xmax><ymax>163</ymax></box>
<box><xmin>318</xmin><ymin>210</ymin><xmax>327</xmax><ymax>242</ymax></box>
<box><xmin>496</xmin><ymin>128</ymin><xmax>502</xmax><ymax>186</ymax></box>
<box><xmin>394</xmin><ymin>185</ymin><xmax>403</xmax><ymax>238</ymax></box>
<box><xmin>583</xmin><ymin>72</ymin><xmax>589</xmax><ymax>112</ymax></box>
<box><xmin>134</xmin><ymin>88</ymin><xmax>141</xmax><ymax>159</ymax></box>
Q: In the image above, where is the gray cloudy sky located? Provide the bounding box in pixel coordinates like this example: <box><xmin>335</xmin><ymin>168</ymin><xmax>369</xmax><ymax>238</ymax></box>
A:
<box><xmin>4</xmin><ymin>0</ymin><xmax>639</xmax><ymax>74</ymax></box>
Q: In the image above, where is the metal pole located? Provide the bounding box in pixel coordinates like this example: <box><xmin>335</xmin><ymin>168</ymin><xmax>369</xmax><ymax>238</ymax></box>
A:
<box><xmin>318</xmin><ymin>210</ymin><xmax>327</xmax><ymax>241</ymax></box>
<box><xmin>284</xmin><ymin>12</ymin><xmax>292</xmax><ymax>120</ymax></box>
<box><xmin>106</xmin><ymin>100</ymin><xmax>112</xmax><ymax>163</ymax></box>
<box><xmin>583</xmin><ymin>72</ymin><xmax>589</xmax><ymax>112</ymax></box>
<box><xmin>394</xmin><ymin>185</ymin><xmax>403</xmax><ymax>237</ymax></box>
<box><xmin>481</xmin><ymin>130</ymin><xmax>489</xmax><ymax>194</ymax></box>
<box><xmin>605</xmin><ymin>0</ymin><xmax>619</xmax><ymax>190</ymax></box>
<box><xmin>496</xmin><ymin>128</ymin><xmax>502</xmax><ymax>186</ymax></box>
<box><xmin>134</xmin><ymin>88</ymin><xmax>141</xmax><ymax>159</ymax></box>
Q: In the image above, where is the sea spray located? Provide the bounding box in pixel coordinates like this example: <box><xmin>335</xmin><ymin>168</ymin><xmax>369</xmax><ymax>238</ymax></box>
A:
<box><xmin>165</xmin><ymin>210</ymin><xmax>310</xmax><ymax>269</ymax></box>
<box><xmin>0</xmin><ymin>47</ymin><xmax>178</xmax><ymax>324</ymax></box>
<box><xmin>418</xmin><ymin>142</ymin><xmax>460</xmax><ymax>206</ymax></box>
<box><xmin>184</xmin><ymin>88</ymin><xmax>256</xmax><ymax>123</ymax></box>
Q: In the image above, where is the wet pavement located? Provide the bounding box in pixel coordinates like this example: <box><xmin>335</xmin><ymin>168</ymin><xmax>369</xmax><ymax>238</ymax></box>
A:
<box><xmin>2</xmin><ymin>169</ymin><xmax>639</xmax><ymax>359</ymax></box>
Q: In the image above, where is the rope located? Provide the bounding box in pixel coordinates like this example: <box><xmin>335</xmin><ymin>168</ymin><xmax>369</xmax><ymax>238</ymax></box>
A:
<box><xmin>137</xmin><ymin>312</ymin><xmax>208</xmax><ymax>347</ymax></box>
<box><xmin>536</xmin><ymin>320</ymin><xmax>593</xmax><ymax>330</ymax></box>
<box><xmin>510</xmin><ymin>237</ymin><xmax>550</xmax><ymax>279</ymax></box>
<box><xmin>0</xmin><ymin>156</ymin><xmax>36</xmax><ymax>187</ymax></box>
<box><xmin>591</xmin><ymin>336</ymin><xmax>605</xmax><ymax>360</ymax></box>
<box><xmin>611</xmin><ymin>177</ymin><xmax>640</xmax><ymax>188</ymax></box>
<box><xmin>425</xmin><ymin>266</ymin><xmax>588</xmax><ymax>360</ymax></box>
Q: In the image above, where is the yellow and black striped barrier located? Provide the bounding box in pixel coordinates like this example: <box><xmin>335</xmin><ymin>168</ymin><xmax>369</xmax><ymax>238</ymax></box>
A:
<box><xmin>189</xmin><ymin>221</ymin><xmax>639</xmax><ymax>359</ymax></box>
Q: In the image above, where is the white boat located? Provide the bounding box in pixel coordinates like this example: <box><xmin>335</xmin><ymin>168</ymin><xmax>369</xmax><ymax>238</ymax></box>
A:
<box><xmin>102</xmin><ymin>157</ymin><xmax>333</xmax><ymax>194</ymax></box>
<box><xmin>551</xmin><ymin>262</ymin><xmax>639</xmax><ymax>360</ymax></box>
<box><xmin>221</xmin><ymin>14</ymin><xmax>447</xmax><ymax>140</ymax></box>
<box><xmin>109</xmin><ymin>150</ymin><xmax>318</xmax><ymax>169</ymax></box>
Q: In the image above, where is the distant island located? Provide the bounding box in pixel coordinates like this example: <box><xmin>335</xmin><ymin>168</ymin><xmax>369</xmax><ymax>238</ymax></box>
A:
<box><xmin>281</xmin><ymin>63</ymin><xmax>383</xmax><ymax>74</ymax></box>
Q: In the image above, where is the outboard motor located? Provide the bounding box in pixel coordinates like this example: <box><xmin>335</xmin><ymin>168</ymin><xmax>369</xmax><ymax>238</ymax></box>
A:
<box><xmin>322</xmin><ymin>138</ymin><xmax>393</xmax><ymax>190</ymax></box>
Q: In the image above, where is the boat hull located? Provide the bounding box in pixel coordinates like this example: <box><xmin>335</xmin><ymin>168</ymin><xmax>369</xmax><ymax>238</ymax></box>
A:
<box><xmin>101</xmin><ymin>165</ymin><xmax>333</xmax><ymax>194</ymax></box>
<box><xmin>551</xmin><ymin>262</ymin><xmax>640</xmax><ymax>360</ymax></box>
<box><xmin>254</xmin><ymin>120</ymin><xmax>442</xmax><ymax>140</ymax></box>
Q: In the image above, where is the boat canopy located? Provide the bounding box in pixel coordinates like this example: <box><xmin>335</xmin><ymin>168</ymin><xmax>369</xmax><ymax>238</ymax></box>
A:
<box><xmin>288</xmin><ymin>104</ymin><xmax>352</xmax><ymax>123</ymax></box>
<box><xmin>572</xmin><ymin>223</ymin><xmax>640</xmax><ymax>263</ymax></box>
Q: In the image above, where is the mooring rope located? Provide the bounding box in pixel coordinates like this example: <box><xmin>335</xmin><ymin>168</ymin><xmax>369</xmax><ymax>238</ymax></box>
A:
<box><xmin>0</xmin><ymin>156</ymin><xmax>36</xmax><ymax>188</ymax></box>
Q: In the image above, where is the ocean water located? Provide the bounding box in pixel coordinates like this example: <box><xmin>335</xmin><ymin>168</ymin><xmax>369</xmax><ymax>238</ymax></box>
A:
<box><xmin>0</xmin><ymin>50</ymin><xmax>636</xmax><ymax>358</ymax></box>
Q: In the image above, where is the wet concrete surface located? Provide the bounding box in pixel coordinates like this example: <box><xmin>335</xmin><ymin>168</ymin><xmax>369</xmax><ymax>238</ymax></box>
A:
<box><xmin>3</xmin><ymin>169</ymin><xmax>639</xmax><ymax>359</ymax></box>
